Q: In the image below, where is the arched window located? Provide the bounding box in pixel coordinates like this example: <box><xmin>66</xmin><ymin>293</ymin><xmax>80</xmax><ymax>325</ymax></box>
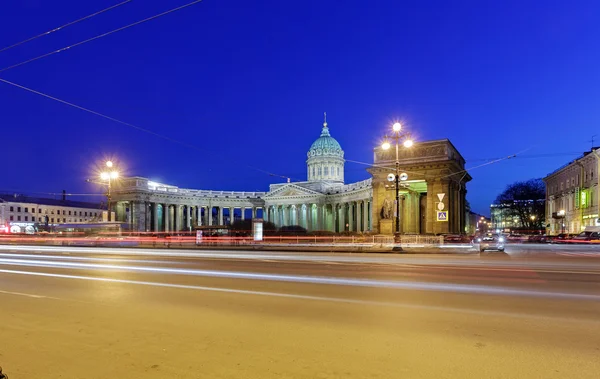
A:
<box><xmin>330</xmin><ymin>166</ymin><xmax>334</xmax><ymax>176</ymax></box>
<box><xmin>324</xmin><ymin>166</ymin><xmax>329</xmax><ymax>176</ymax></box>
<box><xmin>312</xmin><ymin>166</ymin><xmax>315</xmax><ymax>178</ymax></box>
<box><xmin>318</xmin><ymin>167</ymin><xmax>322</xmax><ymax>176</ymax></box>
<box><xmin>337</xmin><ymin>167</ymin><xmax>340</xmax><ymax>176</ymax></box>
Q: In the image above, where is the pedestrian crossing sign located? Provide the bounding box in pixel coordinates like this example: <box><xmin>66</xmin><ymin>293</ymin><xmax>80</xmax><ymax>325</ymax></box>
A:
<box><xmin>437</xmin><ymin>211</ymin><xmax>448</xmax><ymax>222</ymax></box>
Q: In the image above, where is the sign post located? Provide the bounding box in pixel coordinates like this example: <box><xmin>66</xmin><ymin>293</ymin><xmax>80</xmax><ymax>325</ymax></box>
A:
<box><xmin>437</xmin><ymin>211</ymin><xmax>448</xmax><ymax>222</ymax></box>
<box><xmin>195</xmin><ymin>230</ymin><xmax>203</xmax><ymax>245</ymax></box>
<box><xmin>252</xmin><ymin>218</ymin><xmax>264</xmax><ymax>242</ymax></box>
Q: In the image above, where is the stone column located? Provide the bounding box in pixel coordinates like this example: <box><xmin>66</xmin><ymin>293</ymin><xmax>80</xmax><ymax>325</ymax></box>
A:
<box><xmin>330</xmin><ymin>203</ymin><xmax>335</xmax><ymax>232</ymax></box>
<box><xmin>230</xmin><ymin>207</ymin><xmax>235</xmax><ymax>225</ymax></box>
<box><xmin>454</xmin><ymin>184</ymin><xmax>460</xmax><ymax>234</ymax></box>
<box><xmin>426</xmin><ymin>182</ymin><xmax>434</xmax><ymax>234</ymax></box>
<box><xmin>338</xmin><ymin>204</ymin><xmax>344</xmax><ymax>232</ymax></box>
<box><xmin>241</xmin><ymin>207</ymin><xmax>246</xmax><ymax>221</ymax></box>
<box><xmin>357</xmin><ymin>201</ymin><xmax>362</xmax><ymax>232</ymax></box>
<box><xmin>282</xmin><ymin>205</ymin><xmax>288</xmax><ymax>226</ymax></box>
<box><xmin>363</xmin><ymin>200</ymin><xmax>369</xmax><ymax>232</ymax></box>
<box><xmin>173</xmin><ymin>205</ymin><xmax>180</xmax><ymax>231</ymax></box>
<box><xmin>348</xmin><ymin>202</ymin><xmax>354</xmax><ymax>232</ymax></box>
<box><xmin>316</xmin><ymin>205</ymin><xmax>322</xmax><ymax>230</ymax></box>
<box><xmin>153</xmin><ymin>203</ymin><xmax>159</xmax><ymax>232</ymax></box>
<box><xmin>218</xmin><ymin>207</ymin><xmax>224</xmax><ymax>225</ymax></box>
<box><xmin>295</xmin><ymin>205</ymin><xmax>301</xmax><ymax>227</ymax></box>
<box><xmin>164</xmin><ymin>204</ymin><xmax>170</xmax><ymax>232</ymax></box>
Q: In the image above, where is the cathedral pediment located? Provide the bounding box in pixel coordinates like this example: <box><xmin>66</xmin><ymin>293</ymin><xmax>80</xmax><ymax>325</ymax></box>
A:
<box><xmin>264</xmin><ymin>183</ymin><xmax>323</xmax><ymax>199</ymax></box>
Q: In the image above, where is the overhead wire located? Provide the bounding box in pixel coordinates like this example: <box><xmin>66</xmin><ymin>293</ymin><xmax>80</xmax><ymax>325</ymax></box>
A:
<box><xmin>0</xmin><ymin>0</ymin><xmax>133</xmax><ymax>54</ymax></box>
<box><xmin>0</xmin><ymin>0</ymin><xmax>203</xmax><ymax>73</ymax></box>
<box><xmin>0</xmin><ymin>78</ymin><xmax>204</xmax><ymax>151</ymax></box>
<box><xmin>0</xmin><ymin>78</ymin><xmax>296</xmax><ymax>182</ymax></box>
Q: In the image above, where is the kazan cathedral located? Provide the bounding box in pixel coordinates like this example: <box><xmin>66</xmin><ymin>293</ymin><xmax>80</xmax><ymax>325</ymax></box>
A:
<box><xmin>111</xmin><ymin>116</ymin><xmax>470</xmax><ymax>235</ymax></box>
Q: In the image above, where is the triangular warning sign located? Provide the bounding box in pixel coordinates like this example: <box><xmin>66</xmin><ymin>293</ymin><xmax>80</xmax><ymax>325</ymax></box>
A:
<box><xmin>437</xmin><ymin>193</ymin><xmax>445</xmax><ymax>202</ymax></box>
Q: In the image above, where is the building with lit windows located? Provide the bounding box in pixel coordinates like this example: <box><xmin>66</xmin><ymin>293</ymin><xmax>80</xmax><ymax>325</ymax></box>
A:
<box><xmin>0</xmin><ymin>194</ymin><xmax>109</xmax><ymax>233</ymax></box>
<box><xmin>490</xmin><ymin>200</ymin><xmax>544</xmax><ymax>231</ymax></box>
<box><xmin>543</xmin><ymin>147</ymin><xmax>600</xmax><ymax>234</ymax></box>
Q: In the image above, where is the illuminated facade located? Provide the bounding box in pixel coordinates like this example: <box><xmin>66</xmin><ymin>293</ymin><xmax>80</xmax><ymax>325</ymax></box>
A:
<box><xmin>544</xmin><ymin>148</ymin><xmax>600</xmax><ymax>234</ymax></box>
<box><xmin>111</xmin><ymin>117</ymin><xmax>471</xmax><ymax>234</ymax></box>
<box><xmin>0</xmin><ymin>194</ymin><xmax>108</xmax><ymax>233</ymax></box>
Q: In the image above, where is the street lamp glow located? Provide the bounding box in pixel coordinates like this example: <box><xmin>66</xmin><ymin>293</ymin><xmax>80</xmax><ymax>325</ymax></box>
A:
<box><xmin>381</xmin><ymin>141</ymin><xmax>391</xmax><ymax>150</ymax></box>
<box><xmin>106</xmin><ymin>161</ymin><xmax>113</xmax><ymax>168</ymax></box>
<box><xmin>100</xmin><ymin>172</ymin><xmax>110</xmax><ymax>180</ymax></box>
<box><xmin>110</xmin><ymin>171</ymin><xmax>119</xmax><ymax>179</ymax></box>
<box><xmin>403</xmin><ymin>139</ymin><xmax>414</xmax><ymax>148</ymax></box>
<box><xmin>392</xmin><ymin>122</ymin><xmax>402</xmax><ymax>132</ymax></box>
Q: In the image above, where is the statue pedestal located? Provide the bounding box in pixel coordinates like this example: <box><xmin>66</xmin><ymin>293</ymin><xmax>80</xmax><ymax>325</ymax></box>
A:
<box><xmin>379</xmin><ymin>219</ymin><xmax>393</xmax><ymax>235</ymax></box>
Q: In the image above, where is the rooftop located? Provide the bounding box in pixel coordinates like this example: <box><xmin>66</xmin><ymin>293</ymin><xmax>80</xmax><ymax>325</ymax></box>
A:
<box><xmin>545</xmin><ymin>147</ymin><xmax>600</xmax><ymax>178</ymax></box>
<box><xmin>0</xmin><ymin>193</ymin><xmax>105</xmax><ymax>209</ymax></box>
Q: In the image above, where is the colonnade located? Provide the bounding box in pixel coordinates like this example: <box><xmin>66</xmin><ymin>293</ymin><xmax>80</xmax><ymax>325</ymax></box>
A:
<box><xmin>264</xmin><ymin>199</ymin><xmax>372</xmax><ymax>232</ymax></box>
<box><xmin>114</xmin><ymin>200</ymin><xmax>372</xmax><ymax>233</ymax></box>
<box><xmin>115</xmin><ymin>201</ymin><xmax>264</xmax><ymax>232</ymax></box>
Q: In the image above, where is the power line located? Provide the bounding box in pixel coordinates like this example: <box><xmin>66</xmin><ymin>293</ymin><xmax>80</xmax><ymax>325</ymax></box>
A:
<box><xmin>466</xmin><ymin>152</ymin><xmax>582</xmax><ymax>162</ymax></box>
<box><xmin>0</xmin><ymin>77</ymin><xmax>301</xmax><ymax>182</ymax></box>
<box><xmin>0</xmin><ymin>0</ymin><xmax>203</xmax><ymax>73</ymax></box>
<box><xmin>0</xmin><ymin>0</ymin><xmax>133</xmax><ymax>54</ymax></box>
<box><xmin>0</xmin><ymin>78</ymin><xmax>206</xmax><ymax>150</ymax></box>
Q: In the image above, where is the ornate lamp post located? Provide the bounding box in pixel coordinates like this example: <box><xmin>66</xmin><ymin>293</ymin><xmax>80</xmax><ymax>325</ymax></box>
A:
<box><xmin>381</xmin><ymin>122</ymin><xmax>413</xmax><ymax>248</ymax></box>
<box><xmin>100</xmin><ymin>161</ymin><xmax>119</xmax><ymax>222</ymax></box>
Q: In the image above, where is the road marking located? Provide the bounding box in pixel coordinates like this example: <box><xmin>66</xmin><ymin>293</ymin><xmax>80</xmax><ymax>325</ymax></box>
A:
<box><xmin>2</xmin><ymin>259</ymin><xmax>600</xmax><ymax>301</ymax></box>
<box><xmin>0</xmin><ymin>289</ymin><xmax>57</xmax><ymax>299</ymax></box>
<box><xmin>558</xmin><ymin>252</ymin><xmax>600</xmax><ymax>258</ymax></box>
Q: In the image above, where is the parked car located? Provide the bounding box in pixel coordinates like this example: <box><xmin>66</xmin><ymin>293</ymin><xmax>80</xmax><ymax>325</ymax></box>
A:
<box><xmin>552</xmin><ymin>233</ymin><xmax>579</xmax><ymax>243</ymax></box>
<box><xmin>443</xmin><ymin>234</ymin><xmax>468</xmax><ymax>243</ymax></box>
<box><xmin>572</xmin><ymin>227</ymin><xmax>600</xmax><ymax>242</ymax></box>
<box><xmin>473</xmin><ymin>233</ymin><xmax>505</xmax><ymax>252</ymax></box>
<box><xmin>506</xmin><ymin>233</ymin><xmax>528</xmax><ymax>243</ymax></box>
<box><xmin>527</xmin><ymin>234</ymin><xmax>550</xmax><ymax>243</ymax></box>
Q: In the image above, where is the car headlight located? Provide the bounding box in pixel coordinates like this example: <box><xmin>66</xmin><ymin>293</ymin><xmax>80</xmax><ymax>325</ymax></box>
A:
<box><xmin>477</xmin><ymin>238</ymin><xmax>481</xmax><ymax>242</ymax></box>
<box><xmin>498</xmin><ymin>237</ymin><xmax>504</xmax><ymax>242</ymax></box>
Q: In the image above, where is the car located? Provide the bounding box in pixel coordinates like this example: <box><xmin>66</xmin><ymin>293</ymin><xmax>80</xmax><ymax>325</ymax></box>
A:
<box><xmin>572</xmin><ymin>230</ymin><xmax>600</xmax><ymax>242</ymax></box>
<box><xmin>552</xmin><ymin>233</ymin><xmax>579</xmax><ymax>243</ymax></box>
<box><xmin>443</xmin><ymin>234</ymin><xmax>467</xmax><ymax>243</ymax></box>
<box><xmin>473</xmin><ymin>233</ymin><xmax>505</xmax><ymax>252</ymax></box>
<box><xmin>527</xmin><ymin>234</ymin><xmax>549</xmax><ymax>243</ymax></box>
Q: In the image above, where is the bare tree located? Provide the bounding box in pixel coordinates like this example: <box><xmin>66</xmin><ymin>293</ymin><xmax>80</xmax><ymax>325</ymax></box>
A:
<box><xmin>495</xmin><ymin>179</ymin><xmax>545</xmax><ymax>230</ymax></box>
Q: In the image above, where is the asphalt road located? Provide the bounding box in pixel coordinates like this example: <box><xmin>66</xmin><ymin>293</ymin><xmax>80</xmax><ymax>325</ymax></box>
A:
<box><xmin>1</xmin><ymin>244</ymin><xmax>600</xmax><ymax>379</ymax></box>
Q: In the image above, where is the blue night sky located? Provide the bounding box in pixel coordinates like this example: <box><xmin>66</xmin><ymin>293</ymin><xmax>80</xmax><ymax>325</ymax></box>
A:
<box><xmin>1</xmin><ymin>0</ymin><xmax>599</xmax><ymax>215</ymax></box>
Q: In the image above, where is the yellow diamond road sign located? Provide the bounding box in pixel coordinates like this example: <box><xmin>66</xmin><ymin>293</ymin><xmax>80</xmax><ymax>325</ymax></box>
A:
<box><xmin>437</xmin><ymin>211</ymin><xmax>448</xmax><ymax>222</ymax></box>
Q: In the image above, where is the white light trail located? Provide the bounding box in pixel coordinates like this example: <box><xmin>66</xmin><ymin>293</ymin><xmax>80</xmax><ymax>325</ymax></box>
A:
<box><xmin>0</xmin><ymin>268</ymin><xmax>599</xmax><ymax>325</ymax></box>
<box><xmin>1</xmin><ymin>244</ymin><xmax>600</xmax><ymax>272</ymax></box>
<box><xmin>1</xmin><ymin>256</ymin><xmax>600</xmax><ymax>301</ymax></box>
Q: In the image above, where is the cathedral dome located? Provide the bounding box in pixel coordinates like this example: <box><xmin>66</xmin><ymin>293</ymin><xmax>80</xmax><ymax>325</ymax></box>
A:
<box><xmin>306</xmin><ymin>114</ymin><xmax>345</xmax><ymax>183</ymax></box>
<box><xmin>307</xmin><ymin>121</ymin><xmax>344</xmax><ymax>159</ymax></box>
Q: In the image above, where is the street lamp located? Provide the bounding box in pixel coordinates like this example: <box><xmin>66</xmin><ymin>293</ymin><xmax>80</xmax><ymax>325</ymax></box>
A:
<box><xmin>381</xmin><ymin>122</ymin><xmax>413</xmax><ymax>248</ymax></box>
<box><xmin>100</xmin><ymin>161</ymin><xmax>119</xmax><ymax>222</ymax></box>
<box><xmin>558</xmin><ymin>209</ymin><xmax>566</xmax><ymax>234</ymax></box>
